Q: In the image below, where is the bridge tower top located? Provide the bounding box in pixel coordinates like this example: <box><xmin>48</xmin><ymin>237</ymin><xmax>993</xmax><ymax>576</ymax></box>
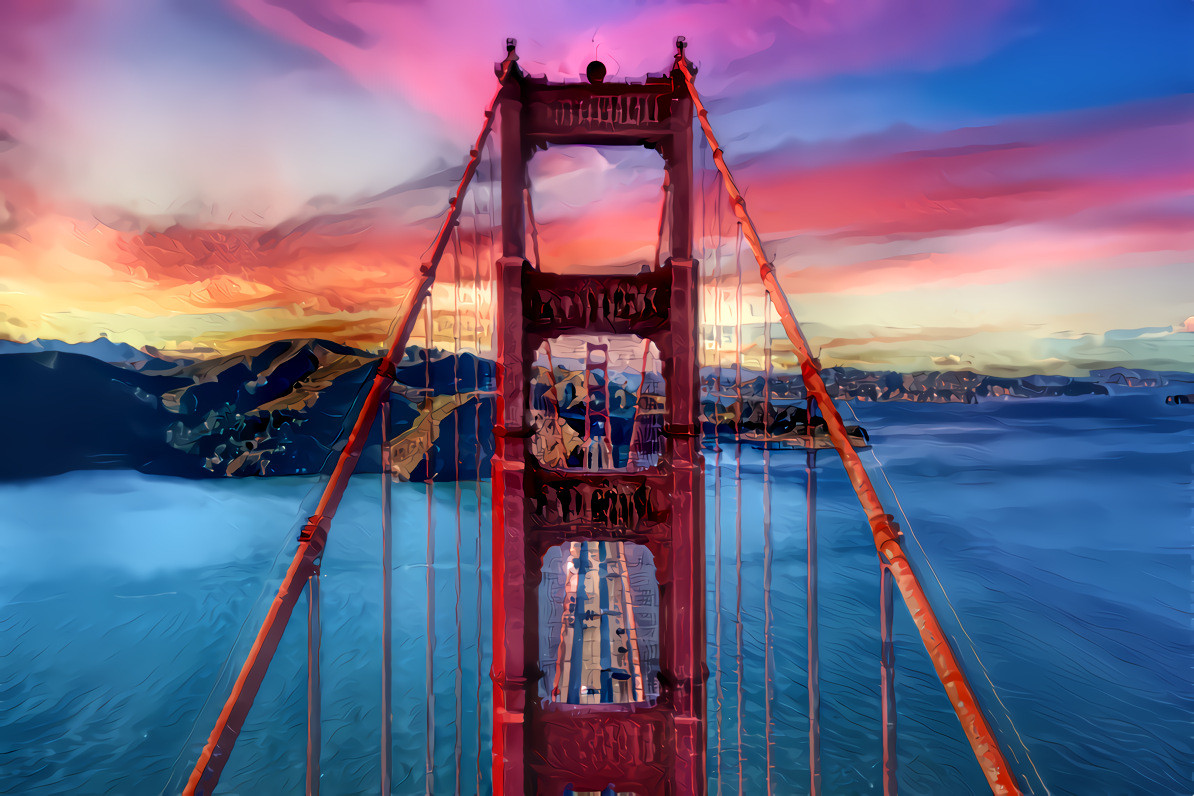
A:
<box><xmin>494</xmin><ymin>38</ymin><xmax>696</xmax><ymax>266</ymax></box>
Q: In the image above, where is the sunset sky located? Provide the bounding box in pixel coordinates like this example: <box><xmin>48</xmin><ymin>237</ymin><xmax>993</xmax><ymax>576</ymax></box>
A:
<box><xmin>1</xmin><ymin>0</ymin><xmax>1191</xmax><ymax>375</ymax></box>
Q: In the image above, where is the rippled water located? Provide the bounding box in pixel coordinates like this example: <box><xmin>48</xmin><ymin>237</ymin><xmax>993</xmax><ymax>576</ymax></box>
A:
<box><xmin>1</xmin><ymin>391</ymin><xmax>1189</xmax><ymax>794</ymax></box>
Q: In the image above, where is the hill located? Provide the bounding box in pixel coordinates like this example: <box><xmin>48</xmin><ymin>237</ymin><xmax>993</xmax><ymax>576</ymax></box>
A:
<box><xmin>3</xmin><ymin>338</ymin><xmax>1184</xmax><ymax>480</ymax></box>
<box><xmin>0</xmin><ymin>340</ymin><xmax>494</xmax><ymax>480</ymax></box>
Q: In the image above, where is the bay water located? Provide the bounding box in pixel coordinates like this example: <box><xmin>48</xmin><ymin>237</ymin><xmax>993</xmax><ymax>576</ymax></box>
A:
<box><xmin>1</xmin><ymin>391</ymin><xmax>1189</xmax><ymax>794</ymax></box>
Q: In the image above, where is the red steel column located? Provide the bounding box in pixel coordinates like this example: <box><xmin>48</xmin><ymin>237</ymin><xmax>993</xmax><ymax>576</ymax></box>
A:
<box><xmin>664</xmin><ymin>253</ymin><xmax>706</xmax><ymax>796</ymax></box>
<box><xmin>667</xmin><ymin>84</ymin><xmax>693</xmax><ymax>261</ymax></box>
<box><xmin>492</xmin><ymin>57</ymin><xmax>533</xmax><ymax>796</ymax></box>
<box><xmin>492</xmin><ymin>257</ymin><xmax>532</xmax><ymax>796</ymax></box>
<box><xmin>665</xmin><ymin>61</ymin><xmax>704</xmax><ymax>795</ymax></box>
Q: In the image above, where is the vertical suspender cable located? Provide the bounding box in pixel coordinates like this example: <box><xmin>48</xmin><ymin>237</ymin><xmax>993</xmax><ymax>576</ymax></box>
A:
<box><xmin>524</xmin><ymin>179</ymin><xmax>541</xmax><ymax>270</ymax></box>
<box><xmin>380</xmin><ymin>402</ymin><xmax>393</xmax><ymax>796</ymax></box>
<box><xmin>306</xmin><ymin>569</ymin><xmax>321</xmax><ymax>796</ymax></box>
<box><xmin>180</xmin><ymin>49</ymin><xmax>514</xmax><ymax>796</ymax></box>
<box><xmin>424</xmin><ymin>298</ymin><xmax>437</xmax><ymax>796</ymax></box>
<box><xmin>467</xmin><ymin>149</ymin><xmax>483</xmax><ymax>793</ymax></box>
<box><xmin>806</xmin><ymin>401</ymin><xmax>821</xmax><ymax>796</ymax></box>
<box><xmin>731</xmin><ymin>200</ymin><xmax>745</xmax><ymax>793</ymax></box>
<box><xmin>653</xmin><ymin>172</ymin><xmax>671</xmax><ymax>269</ymax></box>
<box><xmin>452</xmin><ymin>227</ymin><xmax>464</xmax><ymax>796</ymax></box>
<box><xmin>881</xmin><ymin>562</ymin><xmax>899</xmax><ymax>795</ymax></box>
<box><xmin>675</xmin><ymin>45</ymin><xmax>1021</xmax><ymax>795</ymax></box>
<box><xmin>706</xmin><ymin>138</ymin><xmax>726</xmax><ymax>796</ymax></box>
<box><xmin>733</xmin><ymin>220</ymin><xmax>743</xmax><ymax>438</ymax></box>
<box><xmin>476</xmin><ymin>139</ymin><xmax>493</xmax><ymax>796</ymax></box>
<box><xmin>762</xmin><ymin>285</ymin><xmax>774</xmax><ymax>795</ymax></box>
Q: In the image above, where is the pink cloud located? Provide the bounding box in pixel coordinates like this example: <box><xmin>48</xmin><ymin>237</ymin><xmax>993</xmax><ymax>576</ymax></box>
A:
<box><xmin>727</xmin><ymin>97</ymin><xmax>1194</xmax><ymax>242</ymax></box>
<box><xmin>780</xmin><ymin>223</ymin><xmax>1194</xmax><ymax>297</ymax></box>
<box><xmin>0</xmin><ymin>1</ymin><xmax>77</xmax><ymax>234</ymax></box>
<box><xmin>223</xmin><ymin>0</ymin><xmax>1019</xmax><ymax>141</ymax></box>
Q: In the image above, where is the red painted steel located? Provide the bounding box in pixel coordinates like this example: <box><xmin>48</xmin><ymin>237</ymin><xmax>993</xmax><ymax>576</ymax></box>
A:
<box><xmin>181</xmin><ymin>47</ymin><xmax>516</xmax><ymax>796</ymax></box>
<box><xmin>675</xmin><ymin>43</ymin><xmax>1022</xmax><ymax>796</ymax></box>
<box><xmin>541</xmin><ymin>340</ymin><xmax>571</xmax><ymax>468</ymax></box>
<box><xmin>492</xmin><ymin>44</ymin><xmax>704</xmax><ymax>795</ymax></box>
<box><xmin>626</xmin><ymin>339</ymin><xmax>655</xmax><ymax>471</ymax></box>
<box><xmin>582</xmin><ymin>343</ymin><xmax>613</xmax><ymax>469</ymax></box>
<box><xmin>491</xmin><ymin>42</ymin><xmax>531</xmax><ymax>791</ymax></box>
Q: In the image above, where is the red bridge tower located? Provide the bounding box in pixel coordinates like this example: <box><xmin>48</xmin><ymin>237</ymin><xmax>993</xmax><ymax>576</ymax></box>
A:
<box><xmin>491</xmin><ymin>40</ymin><xmax>705</xmax><ymax>795</ymax></box>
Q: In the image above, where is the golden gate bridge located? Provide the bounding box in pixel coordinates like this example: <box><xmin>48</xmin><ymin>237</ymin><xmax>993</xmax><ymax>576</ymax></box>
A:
<box><xmin>172</xmin><ymin>38</ymin><xmax>1041</xmax><ymax>796</ymax></box>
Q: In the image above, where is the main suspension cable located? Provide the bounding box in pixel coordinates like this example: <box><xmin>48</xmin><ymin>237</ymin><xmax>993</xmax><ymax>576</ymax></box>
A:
<box><xmin>675</xmin><ymin>38</ymin><xmax>1021</xmax><ymax>795</ymax></box>
<box><xmin>179</xmin><ymin>47</ymin><xmax>517</xmax><ymax>796</ymax></box>
<box><xmin>844</xmin><ymin>403</ymin><xmax>1050</xmax><ymax>796</ymax></box>
<box><xmin>423</xmin><ymin>287</ymin><xmax>437</xmax><ymax>796</ymax></box>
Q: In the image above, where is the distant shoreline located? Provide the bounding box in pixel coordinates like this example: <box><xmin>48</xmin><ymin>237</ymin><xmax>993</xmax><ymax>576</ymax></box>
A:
<box><xmin>2</xmin><ymin>339</ymin><xmax>1190</xmax><ymax>482</ymax></box>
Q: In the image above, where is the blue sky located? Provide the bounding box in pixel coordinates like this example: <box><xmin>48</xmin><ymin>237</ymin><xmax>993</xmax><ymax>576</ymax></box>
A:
<box><xmin>0</xmin><ymin>0</ymin><xmax>1190</xmax><ymax>373</ymax></box>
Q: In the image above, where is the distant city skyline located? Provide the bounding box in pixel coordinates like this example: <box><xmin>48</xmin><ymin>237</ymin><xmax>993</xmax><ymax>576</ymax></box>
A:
<box><xmin>1</xmin><ymin>1</ymin><xmax>1191</xmax><ymax>376</ymax></box>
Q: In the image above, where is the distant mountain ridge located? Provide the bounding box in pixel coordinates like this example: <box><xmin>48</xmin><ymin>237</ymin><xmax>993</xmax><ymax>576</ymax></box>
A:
<box><xmin>0</xmin><ymin>337</ymin><xmax>156</xmax><ymax>364</ymax></box>
<box><xmin>0</xmin><ymin>338</ymin><xmax>1185</xmax><ymax>480</ymax></box>
<box><xmin>0</xmin><ymin>338</ymin><xmax>494</xmax><ymax>481</ymax></box>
